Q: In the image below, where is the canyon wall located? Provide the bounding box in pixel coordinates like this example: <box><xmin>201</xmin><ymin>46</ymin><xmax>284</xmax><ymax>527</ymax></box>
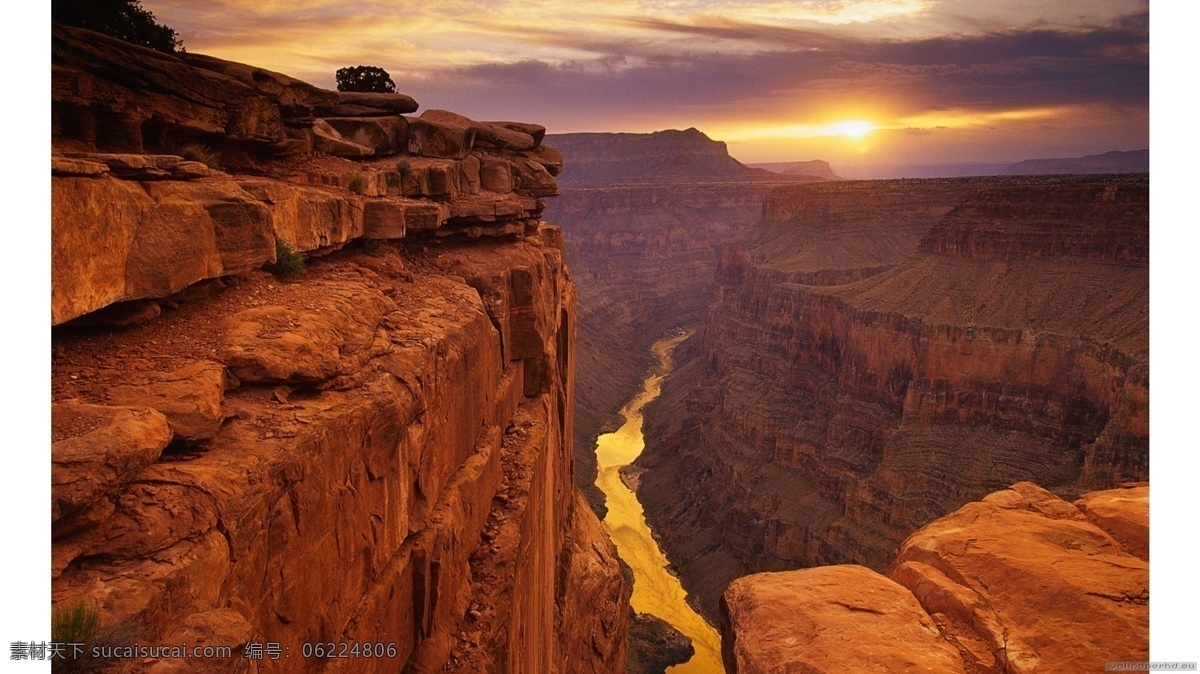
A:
<box><xmin>51</xmin><ymin>24</ymin><xmax>628</xmax><ymax>673</ymax></box>
<box><xmin>545</xmin><ymin>129</ymin><xmax>833</xmax><ymax>512</ymax></box>
<box><xmin>638</xmin><ymin>176</ymin><xmax>1149</xmax><ymax>619</ymax></box>
<box><xmin>545</xmin><ymin>180</ymin><xmax>793</xmax><ymax>512</ymax></box>
<box><xmin>722</xmin><ymin>482</ymin><xmax>1149</xmax><ymax>673</ymax></box>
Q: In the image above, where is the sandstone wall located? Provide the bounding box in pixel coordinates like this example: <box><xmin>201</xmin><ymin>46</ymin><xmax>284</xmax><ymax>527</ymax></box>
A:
<box><xmin>51</xmin><ymin>24</ymin><xmax>627</xmax><ymax>673</ymax></box>
<box><xmin>721</xmin><ymin>482</ymin><xmax>1149</xmax><ymax>673</ymax></box>
<box><xmin>638</xmin><ymin>176</ymin><xmax>1149</xmax><ymax>619</ymax></box>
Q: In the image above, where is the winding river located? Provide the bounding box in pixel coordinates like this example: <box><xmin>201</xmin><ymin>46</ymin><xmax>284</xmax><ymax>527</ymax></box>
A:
<box><xmin>593</xmin><ymin>332</ymin><xmax>724</xmax><ymax>673</ymax></box>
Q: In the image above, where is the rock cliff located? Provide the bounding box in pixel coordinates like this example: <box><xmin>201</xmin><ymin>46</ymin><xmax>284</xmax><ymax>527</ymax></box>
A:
<box><xmin>638</xmin><ymin>176</ymin><xmax>1149</xmax><ymax>620</ymax></box>
<box><xmin>722</xmin><ymin>482</ymin><xmax>1149</xmax><ymax>673</ymax></box>
<box><xmin>51</xmin><ymin>24</ymin><xmax>627</xmax><ymax>673</ymax></box>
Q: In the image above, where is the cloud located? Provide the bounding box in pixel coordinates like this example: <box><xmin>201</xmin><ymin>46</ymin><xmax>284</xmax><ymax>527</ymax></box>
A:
<box><xmin>143</xmin><ymin>0</ymin><xmax>1148</xmax><ymax>162</ymax></box>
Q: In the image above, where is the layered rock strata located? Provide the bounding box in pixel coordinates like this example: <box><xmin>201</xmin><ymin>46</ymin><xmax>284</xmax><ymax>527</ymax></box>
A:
<box><xmin>721</xmin><ymin>482</ymin><xmax>1149</xmax><ymax>673</ymax></box>
<box><xmin>639</xmin><ymin>176</ymin><xmax>1149</xmax><ymax>619</ymax></box>
<box><xmin>546</xmin><ymin>182</ymin><xmax>792</xmax><ymax>513</ymax></box>
<box><xmin>52</xmin><ymin>24</ymin><xmax>627</xmax><ymax>673</ymax></box>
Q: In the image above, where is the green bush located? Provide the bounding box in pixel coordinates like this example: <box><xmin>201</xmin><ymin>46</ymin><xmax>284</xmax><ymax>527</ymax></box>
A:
<box><xmin>52</xmin><ymin>601</ymin><xmax>102</xmax><ymax>646</ymax></box>
<box><xmin>176</xmin><ymin>142</ymin><xmax>222</xmax><ymax>169</ymax></box>
<box><xmin>271</xmin><ymin>240</ymin><xmax>304</xmax><ymax>280</ymax></box>
<box><xmin>346</xmin><ymin>173</ymin><xmax>366</xmax><ymax>195</ymax></box>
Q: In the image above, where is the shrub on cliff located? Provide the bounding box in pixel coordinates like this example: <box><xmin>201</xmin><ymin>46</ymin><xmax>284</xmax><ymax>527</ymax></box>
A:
<box><xmin>270</xmin><ymin>240</ymin><xmax>304</xmax><ymax>280</ymax></box>
<box><xmin>53</xmin><ymin>0</ymin><xmax>183</xmax><ymax>54</ymax></box>
<box><xmin>336</xmin><ymin>66</ymin><xmax>396</xmax><ymax>93</ymax></box>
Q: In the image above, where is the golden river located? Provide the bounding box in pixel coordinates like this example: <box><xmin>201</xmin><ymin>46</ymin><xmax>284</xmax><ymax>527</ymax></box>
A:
<box><xmin>593</xmin><ymin>332</ymin><xmax>724</xmax><ymax>673</ymax></box>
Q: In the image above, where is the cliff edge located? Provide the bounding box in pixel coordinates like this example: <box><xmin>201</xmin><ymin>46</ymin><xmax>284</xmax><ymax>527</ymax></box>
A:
<box><xmin>51</xmin><ymin>23</ymin><xmax>628</xmax><ymax>673</ymax></box>
<box><xmin>722</xmin><ymin>482</ymin><xmax>1148</xmax><ymax>673</ymax></box>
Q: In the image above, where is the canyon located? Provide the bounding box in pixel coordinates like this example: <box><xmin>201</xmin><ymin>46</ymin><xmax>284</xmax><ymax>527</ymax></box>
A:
<box><xmin>51</xmin><ymin>24</ymin><xmax>627</xmax><ymax>673</ymax></box>
<box><xmin>544</xmin><ymin>129</ymin><xmax>828</xmax><ymax>514</ymax></box>
<box><xmin>49</xmin><ymin>19</ymin><xmax>1151</xmax><ymax>674</ymax></box>
<box><xmin>636</xmin><ymin>175</ymin><xmax>1149</xmax><ymax>620</ymax></box>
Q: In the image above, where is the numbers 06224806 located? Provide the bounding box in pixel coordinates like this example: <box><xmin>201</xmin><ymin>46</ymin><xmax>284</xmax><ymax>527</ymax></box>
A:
<box><xmin>302</xmin><ymin>642</ymin><xmax>398</xmax><ymax>659</ymax></box>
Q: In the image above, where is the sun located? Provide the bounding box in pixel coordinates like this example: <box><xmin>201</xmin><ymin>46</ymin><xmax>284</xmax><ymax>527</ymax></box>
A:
<box><xmin>826</xmin><ymin>120</ymin><xmax>875</xmax><ymax>139</ymax></box>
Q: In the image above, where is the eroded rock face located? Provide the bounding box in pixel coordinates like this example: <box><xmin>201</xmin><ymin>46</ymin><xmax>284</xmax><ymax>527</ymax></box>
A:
<box><xmin>722</xmin><ymin>483</ymin><xmax>1149</xmax><ymax>673</ymax></box>
<box><xmin>626</xmin><ymin>613</ymin><xmax>695</xmax><ymax>674</ymax></box>
<box><xmin>51</xmin><ymin>24</ymin><xmax>628</xmax><ymax>673</ymax></box>
<box><xmin>638</xmin><ymin>176</ymin><xmax>1149</xmax><ymax>620</ymax></box>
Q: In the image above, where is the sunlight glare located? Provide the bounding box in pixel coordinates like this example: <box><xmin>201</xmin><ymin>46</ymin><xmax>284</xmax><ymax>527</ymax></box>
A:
<box><xmin>827</xmin><ymin>120</ymin><xmax>875</xmax><ymax>139</ymax></box>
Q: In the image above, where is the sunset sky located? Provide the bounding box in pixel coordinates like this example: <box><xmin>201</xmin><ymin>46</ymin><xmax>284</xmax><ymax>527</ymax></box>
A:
<box><xmin>148</xmin><ymin>1</ymin><xmax>1149</xmax><ymax>170</ymax></box>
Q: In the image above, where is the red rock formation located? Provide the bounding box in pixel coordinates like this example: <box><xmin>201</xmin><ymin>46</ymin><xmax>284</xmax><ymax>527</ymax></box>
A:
<box><xmin>51</xmin><ymin>24</ymin><xmax>627</xmax><ymax>673</ymax></box>
<box><xmin>722</xmin><ymin>482</ymin><xmax>1149</xmax><ymax>673</ymax></box>
<box><xmin>639</xmin><ymin>176</ymin><xmax>1149</xmax><ymax>619</ymax></box>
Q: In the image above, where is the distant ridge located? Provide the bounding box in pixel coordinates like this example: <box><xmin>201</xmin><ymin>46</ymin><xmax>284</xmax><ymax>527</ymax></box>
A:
<box><xmin>746</xmin><ymin>160</ymin><xmax>842</xmax><ymax>181</ymax></box>
<box><xmin>840</xmin><ymin>149</ymin><xmax>1149</xmax><ymax>180</ymax></box>
<box><xmin>1006</xmin><ymin>149</ymin><xmax>1148</xmax><ymax>175</ymax></box>
<box><xmin>547</xmin><ymin>128</ymin><xmax>831</xmax><ymax>186</ymax></box>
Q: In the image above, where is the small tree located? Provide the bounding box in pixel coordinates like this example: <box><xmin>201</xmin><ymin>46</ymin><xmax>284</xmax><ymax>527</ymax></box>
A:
<box><xmin>336</xmin><ymin>66</ymin><xmax>396</xmax><ymax>94</ymax></box>
<box><xmin>53</xmin><ymin>0</ymin><xmax>183</xmax><ymax>54</ymax></box>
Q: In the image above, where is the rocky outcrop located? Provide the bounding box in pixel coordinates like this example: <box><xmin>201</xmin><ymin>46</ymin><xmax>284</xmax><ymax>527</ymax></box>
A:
<box><xmin>626</xmin><ymin>613</ymin><xmax>694</xmax><ymax>674</ymax></box>
<box><xmin>639</xmin><ymin>176</ymin><xmax>1149</xmax><ymax>619</ymax></box>
<box><xmin>52</xmin><ymin>26</ymin><xmax>564</xmax><ymax>327</ymax></box>
<box><xmin>52</xmin><ymin>24</ymin><xmax>627</xmax><ymax>673</ymax></box>
<box><xmin>722</xmin><ymin>482</ymin><xmax>1149</xmax><ymax>673</ymax></box>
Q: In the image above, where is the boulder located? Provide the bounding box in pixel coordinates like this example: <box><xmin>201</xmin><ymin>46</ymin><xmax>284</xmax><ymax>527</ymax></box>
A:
<box><xmin>474</xmin><ymin>122</ymin><xmax>536</xmax><ymax>152</ymax></box>
<box><xmin>140</xmin><ymin>181</ymin><xmax>275</xmax><ymax>275</ymax></box>
<box><xmin>1075</xmin><ymin>483</ymin><xmax>1149</xmax><ymax>560</ymax></box>
<box><xmin>511</xmin><ymin>157</ymin><xmax>558</xmax><ymax>197</ymax></box>
<box><xmin>323</xmin><ymin>116</ymin><xmax>409</xmax><ymax>155</ymax></box>
<box><xmin>237</xmin><ymin>179</ymin><xmax>364</xmax><ymax>251</ymax></box>
<box><xmin>61</xmin><ymin>153</ymin><xmax>212</xmax><ymax>180</ymax></box>
<box><xmin>486</xmin><ymin>121</ymin><xmax>546</xmax><ymax>147</ymax></box>
<box><xmin>312</xmin><ymin>119</ymin><xmax>375</xmax><ymax>158</ymax></box>
<box><xmin>524</xmin><ymin>145</ymin><xmax>563</xmax><ymax>176</ymax></box>
<box><xmin>722</xmin><ymin>566</ymin><xmax>966</xmax><ymax>674</ymax></box>
<box><xmin>218</xmin><ymin>281</ymin><xmax>394</xmax><ymax>384</ymax></box>
<box><xmin>52</xmin><ymin>156</ymin><xmax>109</xmax><ymax>177</ymax></box>
<box><xmin>52</xmin><ymin>402</ymin><xmax>172</xmax><ymax>530</ymax></box>
<box><xmin>408</xmin><ymin>112</ymin><xmax>477</xmax><ymax>158</ymax></box>
<box><xmin>100</xmin><ymin>359</ymin><xmax>228</xmax><ymax>441</ymax></box>
<box><xmin>363</xmin><ymin>199</ymin><xmax>409</xmax><ymax>239</ymax></box>
<box><xmin>405</xmin><ymin>202</ymin><xmax>449</xmax><ymax>231</ymax></box>
<box><xmin>890</xmin><ymin>482</ymin><xmax>1148</xmax><ymax>673</ymax></box>
<box><xmin>480</xmin><ymin>158</ymin><xmax>513</xmax><ymax>193</ymax></box>
<box><xmin>316</xmin><ymin>91</ymin><xmax>419</xmax><ymax>116</ymax></box>
<box><xmin>459</xmin><ymin>155</ymin><xmax>482</xmax><ymax>194</ymax></box>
